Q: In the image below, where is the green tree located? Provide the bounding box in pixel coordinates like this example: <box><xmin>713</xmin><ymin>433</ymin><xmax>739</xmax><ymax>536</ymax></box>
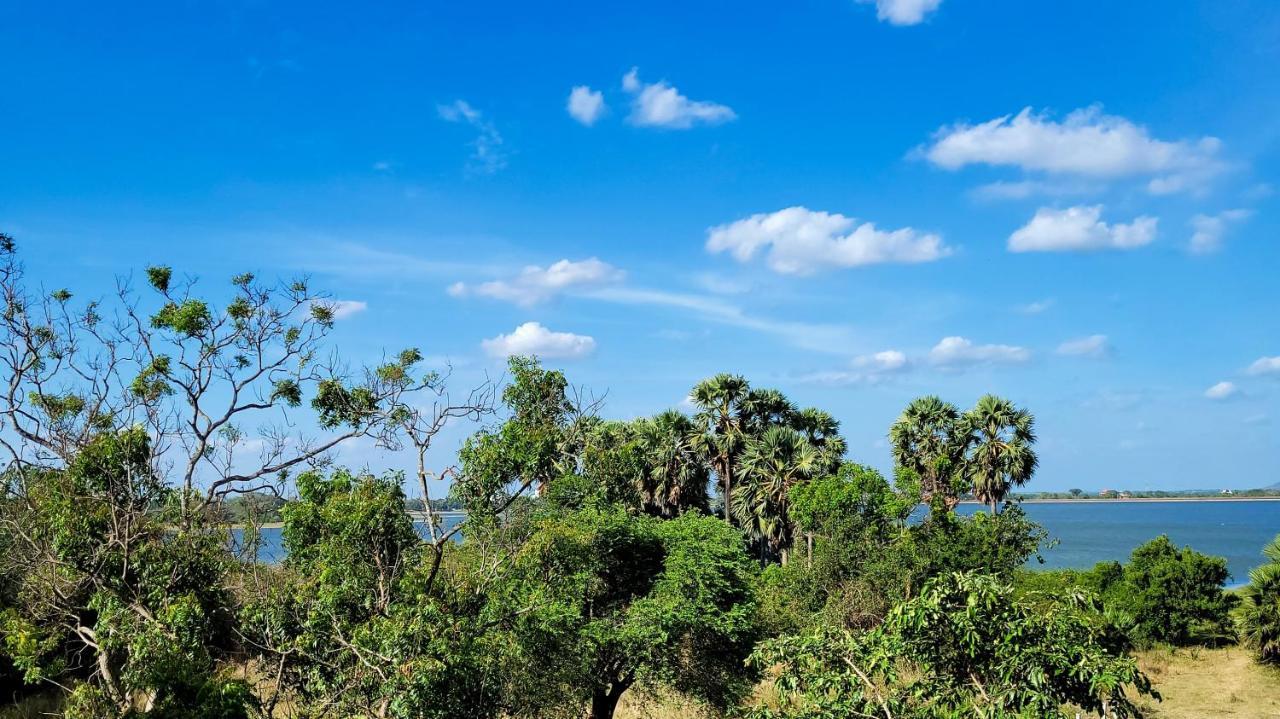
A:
<box><xmin>963</xmin><ymin>394</ymin><xmax>1038</xmax><ymax>513</ymax></box>
<box><xmin>889</xmin><ymin>396</ymin><xmax>970</xmax><ymax>511</ymax></box>
<box><xmin>0</xmin><ymin>239</ymin><xmax>422</xmax><ymax>524</ymax></box>
<box><xmin>789</xmin><ymin>407</ymin><xmax>847</xmax><ymax>476</ymax></box>
<box><xmin>506</xmin><ymin>506</ymin><xmax>759</xmax><ymax>719</ymax></box>
<box><xmin>240</xmin><ymin>468</ymin><xmax>510</xmax><ymax>718</ymax></box>
<box><xmin>633</xmin><ymin>409</ymin><xmax>710</xmax><ymax>517</ymax></box>
<box><xmin>1092</xmin><ymin>535</ymin><xmax>1234</xmax><ymax>646</ymax></box>
<box><xmin>733</xmin><ymin>426</ymin><xmax>821</xmax><ymax>564</ymax></box>
<box><xmin>1237</xmin><ymin>534</ymin><xmax>1280</xmax><ymax>662</ymax></box>
<box><xmin>749</xmin><ymin>572</ymin><xmax>1156</xmax><ymax>719</ymax></box>
<box><xmin>0</xmin><ymin>429</ymin><xmax>249</xmax><ymax>717</ymax></box>
<box><xmin>690</xmin><ymin>373</ymin><xmax>752</xmax><ymax>522</ymax></box>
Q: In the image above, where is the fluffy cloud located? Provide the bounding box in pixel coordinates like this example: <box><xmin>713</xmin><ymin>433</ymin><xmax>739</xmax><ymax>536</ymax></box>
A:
<box><xmin>1246</xmin><ymin>356</ymin><xmax>1280</xmax><ymax>376</ymax></box>
<box><xmin>450</xmin><ymin>258</ymin><xmax>624</xmax><ymax>306</ymax></box>
<box><xmin>1008</xmin><ymin>206</ymin><xmax>1157</xmax><ymax>253</ymax></box>
<box><xmin>795</xmin><ymin>349</ymin><xmax>911</xmax><ymax>385</ymax></box>
<box><xmin>706</xmin><ymin>206</ymin><xmax>950</xmax><ymax>275</ymax></box>
<box><xmin>923</xmin><ymin>106</ymin><xmax>1223</xmax><ymax>193</ymax></box>
<box><xmin>1056</xmin><ymin>334</ymin><xmax>1110</xmax><ymax>358</ymax></box>
<box><xmin>567</xmin><ymin>86</ymin><xmax>606</xmax><ymax>126</ymax></box>
<box><xmin>1204</xmin><ymin>381</ymin><xmax>1239</xmax><ymax>400</ymax></box>
<box><xmin>1189</xmin><ymin>209</ymin><xmax>1251</xmax><ymax>255</ymax></box>
<box><xmin>859</xmin><ymin>0</ymin><xmax>942</xmax><ymax>25</ymax></box>
<box><xmin>929</xmin><ymin>336</ymin><xmax>1031</xmax><ymax>368</ymax></box>
<box><xmin>622</xmin><ymin>68</ymin><xmax>735</xmax><ymax>129</ymax></box>
<box><xmin>481</xmin><ymin>322</ymin><xmax>596</xmax><ymax>359</ymax></box>
<box><xmin>437</xmin><ymin>100</ymin><xmax>506</xmax><ymax>175</ymax></box>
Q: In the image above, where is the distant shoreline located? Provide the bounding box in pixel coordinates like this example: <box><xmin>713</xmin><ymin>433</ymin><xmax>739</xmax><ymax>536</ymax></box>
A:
<box><xmin>1004</xmin><ymin>496</ymin><xmax>1280</xmax><ymax>504</ymax></box>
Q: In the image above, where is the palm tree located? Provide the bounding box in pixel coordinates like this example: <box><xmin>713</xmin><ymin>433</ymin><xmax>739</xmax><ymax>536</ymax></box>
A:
<box><xmin>962</xmin><ymin>394</ymin><xmax>1037</xmax><ymax>513</ymax></box>
<box><xmin>691</xmin><ymin>374</ymin><xmax>751</xmax><ymax>522</ymax></box>
<box><xmin>741</xmin><ymin>388</ymin><xmax>797</xmax><ymax>435</ymax></box>
<box><xmin>889</xmin><ymin>396</ymin><xmax>969</xmax><ymax>510</ymax></box>
<box><xmin>733</xmin><ymin>425</ymin><xmax>820</xmax><ymax>564</ymax></box>
<box><xmin>1238</xmin><ymin>534</ymin><xmax>1280</xmax><ymax>663</ymax></box>
<box><xmin>791</xmin><ymin>407</ymin><xmax>847</xmax><ymax>475</ymax></box>
<box><xmin>634</xmin><ymin>410</ymin><xmax>710</xmax><ymax>517</ymax></box>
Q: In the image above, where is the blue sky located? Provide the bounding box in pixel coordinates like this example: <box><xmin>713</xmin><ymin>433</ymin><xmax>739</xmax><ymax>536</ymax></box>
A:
<box><xmin>2</xmin><ymin>0</ymin><xmax>1278</xmax><ymax>491</ymax></box>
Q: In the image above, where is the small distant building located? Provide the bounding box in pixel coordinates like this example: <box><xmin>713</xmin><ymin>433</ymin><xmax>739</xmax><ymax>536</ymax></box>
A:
<box><xmin>1099</xmin><ymin>489</ymin><xmax>1118</xmax><ymax>498</ymax></box>
<box><xmin>1119</xmin><ymin>491</ymin><xmax>1132</xmax><ymax>499</ymax></box>
<box><xmin>1221</xmin><ymin>489</ymin><xmax>1234</xmax><ymax>495</ymax></box>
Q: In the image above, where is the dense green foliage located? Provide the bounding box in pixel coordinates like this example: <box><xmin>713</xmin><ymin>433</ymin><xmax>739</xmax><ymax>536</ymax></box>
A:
<box><xmin>1090</xmin><ymin>535</ymin><xmax>1235</xmax><ymax>647</ymax></box>
<box><xmin>0</xmin><ymin>430</ymin><xmax>249</xmax><ymax>718</ymax></box>
<box><xmin>1237</xmin><ymin>534</ymin><xmax>1280</xmax><ymax>663</ymax></box>
<box><xmin>4</xmin><ymin>244</ymin><xmax>1263</xmax><ymax>718</ymax></box>
<box><xmin>752</xmin><ymin>572</ymin><xmax>1156</xmax><ymax>719</ymax></box>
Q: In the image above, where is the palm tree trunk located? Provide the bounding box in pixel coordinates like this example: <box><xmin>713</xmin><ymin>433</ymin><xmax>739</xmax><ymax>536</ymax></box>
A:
<box><xmin>721</xmin><ymin>456</ymin><xmax>733</xmax><ymax>523</ymax></box>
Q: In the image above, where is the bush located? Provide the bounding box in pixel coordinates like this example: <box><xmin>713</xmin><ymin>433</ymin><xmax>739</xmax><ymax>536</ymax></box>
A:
<box><xmin>1091</xmin><ymin>535</ymin><xmax>1234</xmax><ymax>647</ymax></box>
<box><xmin>750</xmin><ymin>572</ymin><xmax>1156</xmax><ymax>719</ymax></box>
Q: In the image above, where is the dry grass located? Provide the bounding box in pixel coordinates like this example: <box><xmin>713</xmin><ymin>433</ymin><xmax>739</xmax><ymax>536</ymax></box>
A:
<box><xmin>6</xmin><ymin>647</ymin><xmax>1278</xmax><ymax>718</ymax></box>
<box><xmin>1134</xmin><ymin>645</ymin><xmax>1280</xmax><ymax>718</ymax></box>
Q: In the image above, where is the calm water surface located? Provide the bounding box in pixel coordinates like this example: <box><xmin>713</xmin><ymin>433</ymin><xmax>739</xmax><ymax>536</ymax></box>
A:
<box><xmin>960</xmin><ymin>500</ymin><xmax>1279</xmax><ymax>584</ymax></box>
<box><xmin>239</xmin><ymin>502</ymin><xmax>1278</xmax><ymax>584</ymax></box>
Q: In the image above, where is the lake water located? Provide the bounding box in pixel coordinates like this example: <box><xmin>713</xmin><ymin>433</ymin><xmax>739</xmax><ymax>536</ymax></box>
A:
<box><xmin>958</xmin><ymin>500</ymin><xmax>1279</xmax><ymax>585</ymax></box>
<box><xmin>237</xmin><ymin>501</ymin><xmax>1279</xmax><ymax>585</ymax></box>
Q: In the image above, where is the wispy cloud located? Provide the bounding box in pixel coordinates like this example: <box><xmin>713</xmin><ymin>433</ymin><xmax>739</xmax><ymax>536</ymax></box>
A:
<box><xmin>1246</xmin><ymin>356</ymin><xmax>1280</xmax><ymax>376</ymax></box>
<box><xmin>794</xmin><ymin>349</ymin><xmax>911</xmax><ymax>385</ymax></box>
<box><xmin>437</xmin><ymin>100</ymin><xmax>507</xmax><ymax>175</ymax></box>
<box><xmin>1188</xmin><ymin>209</ymin><xmax>1252</xmax><ymax>255</ymax></box>
<box><xmin>1056</xmin><ymin>334</ymin><xmax>1110</xmax><ymax>358</ymax></box>
<box><xmin>584</xmin><ymin>286</ymin><xmax>855</xmax><ymax>354</ymax></box>
<box><xmin>449</xmin><ymin>258</ymin><xmax>624</xmax><ymax>306</ymax></box>
<box><xmin>858</xmin><ymin>0</ymin><xmax>943</xmax><ymax>26</ymax></box>
<box><xmin>1204</xmin><ymin>381</ymin><xmax>1239</xmax><ymax>400</ymax></box>
<box><xmin>929</xmin><ymin>336</ymin><xmax>1031</xmax><ymax>368</ymax></box>
<box><xmin>1017</xmin><ymin>299</ymin><xmax>1054</xmax><ymax>315</ymax></box>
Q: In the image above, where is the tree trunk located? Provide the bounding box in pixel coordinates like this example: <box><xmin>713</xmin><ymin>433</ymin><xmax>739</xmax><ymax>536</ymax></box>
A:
<box><xmin>586</xmin><ymin>682</ymin><xmax>628</xmax><ymax>719</ymax></box>
<box><xmin>721</xmin><ymin>456</ymin><xmax>733</xmax><ymax>523</ymax></box>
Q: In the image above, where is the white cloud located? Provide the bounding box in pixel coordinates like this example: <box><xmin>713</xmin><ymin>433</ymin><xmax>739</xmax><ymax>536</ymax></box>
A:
<box><xmin>1017</xmin><ymin>299</ymin><xmax>1053</xmax><ymax>315</ymax></box>
<box><xmin>437</xmin><ymin>100</ymin><xmax>506</xmax><ymax>175</ymax></box>
<box><xmin>923</xmin><ymin>106</ymin><xmax>1223</xmax><ymax>193</ymax></box>
<box><xmin>622</xmin><ymin>68</ymin><xmax>735</xmax><ymax>129</ymax></box>
<box><xmin>450</xmin><ymin>258</ymin><xmax>624</xmax><ymax>306</ymax></box>
<box><xmin>307</xmin><ymin>299</ymin><xmax>368</xmax><ymax>321</ymax></box>
<box><xmin>929</xmin><ymin>336</ymin><xmax>1031</xmax><ymax>368</ymax></box>
<box><xmin>567</xmin><ymin>86</ymin><xmax>606</xmax><ymax>126</ymax></box>
<box><xmin>1188</xmin><ymin>209</ymin><xmax>1251</xmax><ymax>255</ymax></box>
<box><xmin>706</xmin><ymin>206</ymin><xmax>950</xmax><ymax>275</ymax></box>
<box><xmin>970</xmin><ymin>179</ymin><xmax>1101</xmax><ymax>201</ymax></box>
<box><xmin>1008</xmin><ymin>206</ymin><xmax>1157</xmax><ymax>253</ymax></box>
<box><xmin>855</xmin><ymin>349</ymin><xmax>909</xmax><ymax>373</ymax></box>
<box><xmin>1204</xmin><ymin>381</ymin><xmax>1239</xmax><ymax>400</ymax></box>
<box><xmin>859</xmin><ymin>0</ymin><xmax>942</xmax><ymax>25</ymax></box>
<box><xmin>327</xmin><ymin>300</ymin><xmax>368</xmax><ymax>320</ymax></box>
<box><xmin>1246</xmin><ymin>356</ymin><xmax>1280</xmax><ymax>376</ymax></box>
<box><xmin>481</xmin><ymin>322</ymin><xmax>596</xmax><ymax>359</ymax></box>
<box><xmin>1056</xmin><ymin>334</ymin><xmax>1110</xmax><ymax>358</ymax></box>
<box><xmin>585</xmin><ymin>286</ymin><xmax>855</xmax><ymax>354</ymax></box>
